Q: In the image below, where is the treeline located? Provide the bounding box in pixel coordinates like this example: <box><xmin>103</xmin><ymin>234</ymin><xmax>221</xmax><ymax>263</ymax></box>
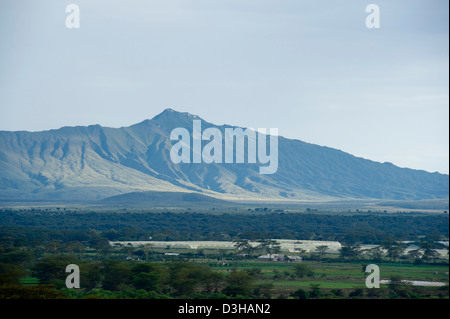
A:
<box><xmin>0</xmin><ymin>209</ymin><xmax>448</xmax><ymax>244</ymax></box>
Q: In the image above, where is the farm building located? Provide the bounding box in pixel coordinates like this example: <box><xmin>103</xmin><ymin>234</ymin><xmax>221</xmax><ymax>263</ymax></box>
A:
<box><xmin>257</xmin><ymin>254</ymin><xmax>287</xmax><ymax>261</ymax></box>
<box><xmin>109</xmin><ymin>239</ymin><xmax>342</xmax><ymax>253</ymax></box>
<box><xmin>286</xmin><ymin>255</ymin><xmax>303</xmax><ymax>262</ymax></box>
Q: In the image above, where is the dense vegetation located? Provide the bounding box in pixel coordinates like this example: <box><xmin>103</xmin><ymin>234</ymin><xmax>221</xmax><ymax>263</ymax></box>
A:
<box><xmin>0</xmin><ymin>208</ymin><xmax>448</xmax><ymax>243</ymax></box>
<box><xmin>0</xmin><ymin>208</ymin><xmax>448</xmax><ymax>299</ymax></box>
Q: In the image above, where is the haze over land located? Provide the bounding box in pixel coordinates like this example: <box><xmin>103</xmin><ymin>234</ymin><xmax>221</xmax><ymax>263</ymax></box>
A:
<box><xmin>0</xmin><ymin>109</ymin><xmax>448</xmax><ymax>203</ymax></box>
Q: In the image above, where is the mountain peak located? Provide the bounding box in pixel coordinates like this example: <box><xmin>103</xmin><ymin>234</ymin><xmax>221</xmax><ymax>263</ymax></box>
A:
<box><xmin>157</xmin><ymin>108</ymin><xmax>177</xmax><ymax>116</ymax></box>
<box><xmin>148</xmin><ymin>108</ymin><xmax>203</xmax><ymax>127</ymax></box>
<box><xmin>152</xmin><ymin>108</ymin><xmax>196</xmax><ymax>120</ymax></box>
<box><xmin>129</xmin><ymin>108</ymin><xmax>204</xmax><ymax>132</ymax></box>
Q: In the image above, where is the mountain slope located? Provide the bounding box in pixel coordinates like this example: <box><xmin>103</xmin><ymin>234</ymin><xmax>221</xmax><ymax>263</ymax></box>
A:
<box><xmin>0</xmin><ymin>108</ymin><xmax>448</xmax><ymax>201</ymax></box>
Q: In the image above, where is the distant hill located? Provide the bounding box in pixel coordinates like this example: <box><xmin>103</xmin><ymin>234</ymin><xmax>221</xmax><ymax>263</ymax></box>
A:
<box><xmin>100</xmin><ymin>191</ymin><xmax>232</xmax><ymax>207</ymax></box>
<box><xmin>0</xmin><ymin>108</ymin><xmax>448</xmax><ymax>202</ymax></box>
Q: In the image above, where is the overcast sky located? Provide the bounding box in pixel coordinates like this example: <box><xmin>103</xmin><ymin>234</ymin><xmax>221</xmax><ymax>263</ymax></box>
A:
<box><xmin>0</xmin><ymin>0</ymin><xmax>448</xmax><ymax>174</ymax></box>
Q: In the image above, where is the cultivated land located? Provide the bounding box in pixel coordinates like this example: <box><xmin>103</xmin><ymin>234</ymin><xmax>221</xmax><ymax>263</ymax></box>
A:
<box><xmin>0</xmin><ymin>205</ymin><xmax>448</xmax><ymax>299</ymax></box>
<box><xmin>10</xmin><ymin>247</ymin><xmax>449</xmax><ymax>299</ymax></box>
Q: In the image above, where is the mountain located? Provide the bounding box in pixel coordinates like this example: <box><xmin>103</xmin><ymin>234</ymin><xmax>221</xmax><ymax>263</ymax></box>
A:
<box><xmin>0</xmin><ymin>108</ymin><xmax>448</xmax><ymax>202</ymax></box>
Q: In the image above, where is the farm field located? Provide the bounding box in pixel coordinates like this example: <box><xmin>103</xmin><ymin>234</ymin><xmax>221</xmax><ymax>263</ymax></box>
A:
<box><xmin>15</xmin><ymin>258</ymin><xmax>449</xmax><ymax>299</ymax></box>
<box><xmin>207</xmin><ymin>260</ymin><xmax>449</xmax><ymax>292</ymax></box>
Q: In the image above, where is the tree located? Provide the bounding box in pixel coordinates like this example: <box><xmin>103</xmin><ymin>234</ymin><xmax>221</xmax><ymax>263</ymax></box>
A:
<box><xmin>141</xmin><ymin>243</ymin><xmax>153</xmax><ymax>262</ymax></box>
<box><xmin>293</xmin><ymin>241</ymin><xmax>306</xmax><ymax>256</ymax></box>
<box><xmin>101</xmin><ymin>259</ymin><xmax>133</xmax><ymax>291</ymax></box>
<box><xmin>0</xmin><ymin>262</ymin><xmax>22</xmax><ymax>286</ymax></box>
<box><xmin>293</xmin><ymin>263</ymin><xmax>314</xmax><ymax>278</ymax></box>
<box><xmin>367</xmin><ymin>246</ymin><xmax>384</xmax><ymax>262</ymax></box>
<box><xmin>316</xmin><ymin>245</ymin><xmax>328</xmax><ymax>260</ymax></box>
<box><xmin>80</xmin><ymin>262</ymin><xmax>102</xmax><ymax>290</ymax></box>
<box><xmin>422</xmin><ymin>247</ymin><xmax>440</xmax><ymax>263</ymax></box>
<box><xmin>131</xmin><ymin>263</ymin><xmax>161</xmax><ymax>291</ymax></box>
<box><xmin>419</xmin><ymin>241</ymin><xmax>440</xmax><ymax>263</ymax></box>
<box><xmin>89</xmin><ymin>237</ymin><xmax>111</xmax><ymax>259</ymax></box>
<box><xmin>204</xmin><ymin>271</ymin><xmax>223</xmax><ymax>294</ymax></box>
<box><xmin>339</xmin><ymin>244</ymin><xmax>360</xmax><ymax>259</ymax></box>
<box><xmin>45</xmin><ymin>240</ymin><xmax>62</xmax><ymax>254</ymax></box>
<box><xmin>233</xmin><ymin>239</ymin><xmax>254</xmax><ymax>256</ymax></box>
<box><xmin>256</xmin><ymin>239</ymin><xmax>281</xmax><ymax>260</ymax></box>
<box><xmin>382</xmin><ymin>241</ymin><xmax>406</xmax><ymax>261</ymax></box>
<box><xmin>407</xmin><ymin>249</ymin><xmax>422</xmax><ymax>260</ymax></box>
<box><xmin>222</xmin><ymin>270</ymin><xmax>254</xmax><ymax>297</ymax></box>
<box><xmin>168</xmin><ymin>262</ymin><xmax>212</xmax><ymax>297</ymax></box>
<box><xmin>64</xmin><ymin>241</ymin><xmax>85</xmax><ymax>257</ymax></box>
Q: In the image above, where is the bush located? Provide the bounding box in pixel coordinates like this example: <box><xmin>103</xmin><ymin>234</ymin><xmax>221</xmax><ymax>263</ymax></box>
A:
<box><xmin>291</xmin><ymin>288</ymin><xmax>308</xmax><ymax>299</ymax></box>
<box><xmin>330</xmin><ymin>288</ymin><xmax>344</xmax><ymax>297</ymax></box>
<box><xmin>348</xmin><ymin>288</ymin><xmax>364</xmax><ymax>298</ymax></box>
<box><xmin>308</xmin><ymin>284</ymin><xmax>322</xmax><ymax>298</ymax></box>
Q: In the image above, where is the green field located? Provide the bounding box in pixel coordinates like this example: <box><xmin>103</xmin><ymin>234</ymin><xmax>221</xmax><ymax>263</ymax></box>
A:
<box><xmin>218</xmin><ymin>260</ymin><xmax>449</xmax><ymax>296</ymax></box>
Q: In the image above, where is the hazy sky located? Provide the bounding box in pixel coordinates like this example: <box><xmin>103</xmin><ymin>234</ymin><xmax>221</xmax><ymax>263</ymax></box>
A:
<box><xmin>0</xmin><ymin>0</ymin><xmax>448</xmax><ymax>174</ymax></box>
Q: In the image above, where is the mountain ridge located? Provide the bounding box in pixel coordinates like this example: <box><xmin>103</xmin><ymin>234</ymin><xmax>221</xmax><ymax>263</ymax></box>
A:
<box><xmin>0</xmin><ymin>108</ymin><xmax>448</xmax><ymax>202</ymax></box>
